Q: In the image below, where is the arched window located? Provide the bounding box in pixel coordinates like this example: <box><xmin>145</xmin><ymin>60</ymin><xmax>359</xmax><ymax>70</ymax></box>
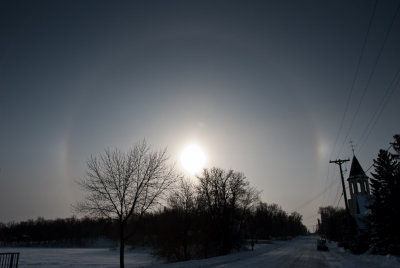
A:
<box><xmin>357</xmin><ymin>181</ymin><xmax>361</xmax><ymax>193</ymax></box>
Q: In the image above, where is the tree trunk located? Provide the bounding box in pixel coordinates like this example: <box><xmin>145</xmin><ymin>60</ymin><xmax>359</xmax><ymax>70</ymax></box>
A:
<box><xmin>183</xmin><ymin>229</ymin><xmax>188</xmax><ymax>260</ymax></box>
<box><xmin>183</xmin><ymin>211</ymin><xmax>190</xmax><ymax>260</ymax></box>
<box><xmin>119</xmin><ymin>221</ymin><xmax>125</xmax><ymax>268</ymax></box>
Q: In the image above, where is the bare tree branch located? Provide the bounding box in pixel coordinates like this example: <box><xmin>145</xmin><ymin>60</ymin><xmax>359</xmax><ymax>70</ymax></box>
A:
<box><xmin>74</xmin><ymin>140</ymin><xmax>179</xmax><ymax>268</ymax></box>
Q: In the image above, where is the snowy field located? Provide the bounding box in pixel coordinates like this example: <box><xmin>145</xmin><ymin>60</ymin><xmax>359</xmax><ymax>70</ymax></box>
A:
<box><xmin>2</xmin><ymin>236</ymin><xmax>400</xmax><ymax>267</ymax></box>
<box><xmin>0</xmin><ymin>247</ymin><xmax>161</xmax><ymax>267</ymax></box>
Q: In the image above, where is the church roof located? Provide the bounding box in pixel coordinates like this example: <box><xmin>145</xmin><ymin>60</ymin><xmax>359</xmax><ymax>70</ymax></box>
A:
<box><xmin>348</xmin><ymin>155</ymin><xmax>367</xmax><ymax>179</ymax></box>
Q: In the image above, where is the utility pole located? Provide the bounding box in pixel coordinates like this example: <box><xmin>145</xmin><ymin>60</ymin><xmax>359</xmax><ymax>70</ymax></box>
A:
<box><xmin>330</xmin><ymin>159</ymin><xmax>350</xmax><ymax>212</ymax></box>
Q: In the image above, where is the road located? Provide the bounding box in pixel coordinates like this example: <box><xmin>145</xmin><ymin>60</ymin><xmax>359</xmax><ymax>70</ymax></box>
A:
<box><xmin>157</xmin><ymin>236</ymin><xmax>399</xmax><ymax>268</ymax></box>
<box><xmin>215</xmin><ymin>236</ymin><xmax>334</xmax><ymax>267</ymax></box>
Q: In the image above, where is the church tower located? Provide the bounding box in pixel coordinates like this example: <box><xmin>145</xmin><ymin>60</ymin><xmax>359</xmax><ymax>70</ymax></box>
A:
<box><xmin>347</xmin><ymin>155</ymin><xmax>372</xmax><ymax>228</ymax></box>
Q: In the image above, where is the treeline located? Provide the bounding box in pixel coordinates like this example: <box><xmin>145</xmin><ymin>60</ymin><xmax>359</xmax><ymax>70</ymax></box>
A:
<box><xmin>0</xmin><ymin>217</ymin><xmax>117</xmax><ymax>247</ymax></box>
<box><xmin>126</xmin><ymin>168</ymin><xmax>306</xmax><ymax>262</ymax></box>
<box><xmin>318</xmin><ymin>134</ymin><xmax>400</xmax><ymax>255</ymax></box>
<box><xmin>134</xmin><ymin>203</ymin><xmax>307</xmax><ymax>262</ymax></box>
<box><xmin>1</xmin><ymin>167</ymin><xmax>307</xmax><ymax>262</ymax></box>
<box><xmin>316</xmin><ymin>206</ymin><xmax>367</xmax><ymax>253</ymax></box>
<box><xmin>317</xmin><ymin>206</ymin><xmax>347</xmax><ymax>243</ymax></box>
<box><xmin>249</xmin><ymin>203</ymin><xmax>307</xmax><ymax>239</ymax></box>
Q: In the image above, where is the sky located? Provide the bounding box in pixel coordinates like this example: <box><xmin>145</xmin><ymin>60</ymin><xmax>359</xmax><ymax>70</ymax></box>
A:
<box><xmin>1</xmin><ymin>0</ymin><xmax>400</xmax><ymax>230</ymax></box>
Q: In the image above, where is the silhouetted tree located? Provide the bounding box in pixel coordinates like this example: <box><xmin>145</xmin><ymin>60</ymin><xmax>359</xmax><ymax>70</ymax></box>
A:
<box><xmin>317</xmin><ymin>206</ymin><xmax>347</xmax><ymax>242</ymax></box>
<box><xmin>248</xmin><ymin>202</ymin><xmax>307</xmax><ymax>240</ymax></box>
<box><xmin>369</xmin><ymin>134</ymin><xmax>400</xmax><ymax>254</ymax></box>
<box><xmin>196</xmin><ymin>167</ymin><xmax>259</xmax><ymax>256</ymax></box>
<box><xmin>392</xmin><ymin>134</ymin><xmax>400</xmax><ymax>157</ymax></box>
<box><xmin>167</xmin><ymin>178</ymin><xmax>196</xmax><ymax>260</ymax></box>
<box><xmin>75</xmin><ymin>140</ymin><xmax>180</xmax><ymax>268</ymax></box>
<box><xmin>145</xmin><ymin>179</ymin><xmax>198</xmax><ymax>262</ymax></box>
<box><xmin>1</xmin><ymin>217</ymin><xmax>117</xmax><ymax>247</ymax></box>
<box><xmin>287</xmin><ymin>212</ymin><xmax>307</xmax><ymax>237</ymax></box>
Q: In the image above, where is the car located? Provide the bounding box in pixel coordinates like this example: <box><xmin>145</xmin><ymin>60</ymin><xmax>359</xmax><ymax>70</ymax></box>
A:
<box><xmin>317</xmin><ymin>237</ymin><xmax>328</xmax><ymax>251</ymax></box>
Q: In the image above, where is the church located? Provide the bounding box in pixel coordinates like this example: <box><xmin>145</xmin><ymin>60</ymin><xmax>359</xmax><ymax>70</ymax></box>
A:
<box><xmin>347</xmin><ymin>155</ymin><xmax>372</xmax><ymax>229</ymax></box>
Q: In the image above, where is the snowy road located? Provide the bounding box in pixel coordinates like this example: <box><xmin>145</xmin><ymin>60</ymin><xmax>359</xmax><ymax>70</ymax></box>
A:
<box><xmin>156</xmin><ymin>236</ymin><xmax>399</xmax><ymax>268</ymax></box>
<box><xmin>216</xmin><ymin>236</ymin><xmax>329</xmax><ymax>267</ymax></box>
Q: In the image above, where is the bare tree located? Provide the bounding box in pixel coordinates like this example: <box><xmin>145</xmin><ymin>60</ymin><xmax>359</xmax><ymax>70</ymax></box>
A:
<box><xmin>75</xmin><ymin>140</ymin><xmax>180</xmax><ymax>268</ymax></box>
<box><xmin>167</xmin><ymin>178</ymin><xmax>196</xmax><ymax>260</ymax></box>
<box><xmin>168</xmin><ymin>178</ymin><xmax>196</xmax><ymax>213</ymax></box>
<box><xmin>196</xmin><ymin>167</ymin><xmax>259</xmax><ymax>255</ymax></box>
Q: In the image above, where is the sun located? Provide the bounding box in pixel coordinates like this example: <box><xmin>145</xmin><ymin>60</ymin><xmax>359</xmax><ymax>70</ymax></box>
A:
<box><xmin>180</xmin><ymin>143</ymin><xmax>206</xmax><ymax>175</ymax></box>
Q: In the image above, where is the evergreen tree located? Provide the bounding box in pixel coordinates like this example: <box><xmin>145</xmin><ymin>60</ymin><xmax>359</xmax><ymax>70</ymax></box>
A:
<box><xmin>369</xmin><ymin>134</ymin><xmax>400</xmax><ymax>254</ymax></box>
<box><xmin>391</xmin><ymin>134</ymin><xmax>400</xmax><ymax>159</ymax></box>
<box><xmin>389</xmin><ymin>134</ymin><xmax>400</xmax><ymax>254</ymax></box>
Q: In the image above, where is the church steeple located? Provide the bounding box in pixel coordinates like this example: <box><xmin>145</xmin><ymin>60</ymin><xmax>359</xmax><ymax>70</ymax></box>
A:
<box><xmin>347</xmin><ymin>155</ymin><xmax>372</xmax><ymax>229</ymax></box>
<box><xmin>349</xmin><ymin>155</ymin><xmax>367</xmax><ymax>180</ymax></box>
<box><xmin>348</xmin><ymin>155</ymin><xmax>370</xmax><ymax>200</ymax></box>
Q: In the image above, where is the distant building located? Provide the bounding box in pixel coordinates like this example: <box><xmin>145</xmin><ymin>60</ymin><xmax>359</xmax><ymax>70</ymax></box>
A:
<box><xmin>347</xmin><ymin>155</ymin><xmax>372</xmax><ymax>229</ymax></box>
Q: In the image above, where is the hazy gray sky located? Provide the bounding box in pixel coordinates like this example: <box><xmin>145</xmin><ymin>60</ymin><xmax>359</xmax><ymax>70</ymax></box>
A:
<box><xmin>1</xmin><ymin>1</ymin><xmax>399</xmax><ymax>230</ymax></box>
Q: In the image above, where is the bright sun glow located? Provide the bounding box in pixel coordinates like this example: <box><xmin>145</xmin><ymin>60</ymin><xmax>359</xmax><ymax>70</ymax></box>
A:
<box><xmin>180</xmin><ymin>143</ymin><xmax>206</xmax><ymax>175</ymax></box>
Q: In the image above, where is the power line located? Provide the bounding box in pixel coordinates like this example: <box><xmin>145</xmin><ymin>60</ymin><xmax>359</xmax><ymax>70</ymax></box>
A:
<box><xmin>322</xmin><ymin>1</ymin><xmax>377</xmax><ymax>209</ymax></box>
<box><xmin>336</xmin><ymin>193</ymin><xmax>344</xmax><ymax>208</ymax></box>
<box><xmin>294</xmin><ymin>178</ymin><xmax>338</xmax><ymax>212</ymax></box>
<box><xmin>337</xmin><ymin>1</ymin><xmax>400</xmax><ymax>159</ymax></box>
<box><xmin>321</xmin><ymin>165</ymin><xmax>333</xmax><ymax>208</ymax></box>
<box><xmin>364</xmin><ymin>144</ymin><xmax>393</xmax><ymax>173</ymax></box>
<box><xmin>322</xmin><ymin>160</ymin><xmax>349</xmax><ymax>208</ymax></box>
<box><xmin>332</xmin><ymin>179</ymin><xmax>342</xmax><ymax>208</ymax></box>
<box><xmin>329</xmin><ymin>159</ymin><xmax>350</xmax><ymax>212</ymax></box>
<box><xmin>357</xmin><ymin>69</ymin><xmax>400</xmax><ymax>152</ymax></box>
<box><xmin>329</xmin><ymin>0</ymin><xmax>378</xmax><ymax>161</ymax></box>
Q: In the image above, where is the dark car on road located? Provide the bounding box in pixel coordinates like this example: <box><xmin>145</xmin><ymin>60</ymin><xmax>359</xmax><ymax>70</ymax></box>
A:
<box><xmin>317</xmin><ymin>237</ymin><xmax>328</xmax><ymax>251</ymax></box>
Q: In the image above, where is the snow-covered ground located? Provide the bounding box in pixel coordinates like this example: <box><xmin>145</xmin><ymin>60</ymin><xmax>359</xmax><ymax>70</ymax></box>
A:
<box><xmin>1</xmin><ymin>236</ymin><xmax>399</xmax><ymax>267</ymax></box>
<box><xmin>151</xmin><ymin>236</ymin><xmax>400</xmax><ymax>268</ymax></box>
<box><xmin>0</xmin><ymin>247</ymin><xmax>161</xmax><ymax>267</ymax></box>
